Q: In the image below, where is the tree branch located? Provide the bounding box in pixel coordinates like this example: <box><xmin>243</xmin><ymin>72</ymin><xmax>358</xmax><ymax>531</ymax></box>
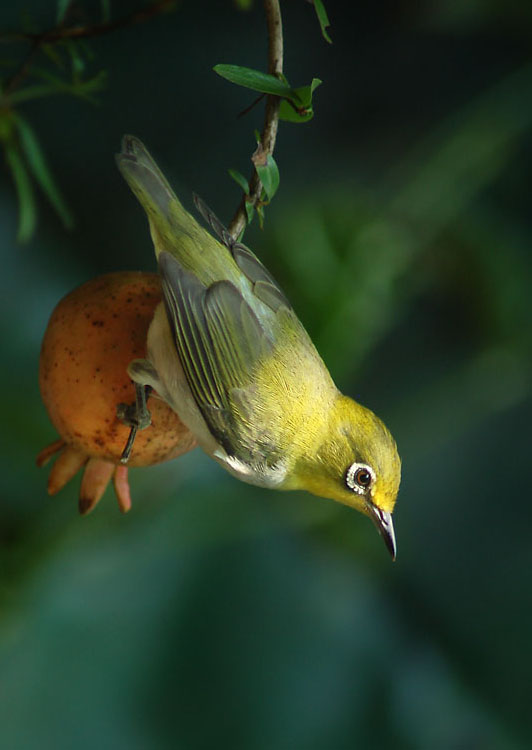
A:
<box><xmin>2</xmin><ymin>0</ymin><xmax>175</xmax><ymax>96</ymax></box>
<box><xmin>228</xmin><ymin>0</ymin><xmax>283</xmax><ymax>240</ymax></box>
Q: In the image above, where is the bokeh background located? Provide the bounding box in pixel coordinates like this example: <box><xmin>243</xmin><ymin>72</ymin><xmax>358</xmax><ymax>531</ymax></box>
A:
<box><xmin>1</xmin><ymin>1</ymin><xmax>531</xmax><ymax>748</ymax></box>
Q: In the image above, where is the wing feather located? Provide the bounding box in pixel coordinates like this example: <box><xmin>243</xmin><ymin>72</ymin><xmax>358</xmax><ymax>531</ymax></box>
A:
<box><xmin>192</xmin><ymin>194</ymin><xmax>291</xmax><ymax>312</ymax></box>
<box><xmin>159</xmin><ymin>251</ymin><xmax>274</xmax><ymax>456</ymax></box>
<box><xmin>160</xmin><ymin>253</ymin><xmax>221</xmax><ymax>409</ymax></box>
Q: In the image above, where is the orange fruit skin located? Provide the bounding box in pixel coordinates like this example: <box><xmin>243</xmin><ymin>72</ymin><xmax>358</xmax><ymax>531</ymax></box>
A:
<box><xmin>39</xmin><ymin>271</ymin><xmax>196</xmax><ymax>467</ymax></box>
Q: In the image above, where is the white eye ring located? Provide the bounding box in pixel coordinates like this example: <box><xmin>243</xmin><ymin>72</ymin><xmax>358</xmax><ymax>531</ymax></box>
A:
<box><xmin>345</xmin><ymin>463</ymin><xmax>375</xmax><ymax>495</ymax></box>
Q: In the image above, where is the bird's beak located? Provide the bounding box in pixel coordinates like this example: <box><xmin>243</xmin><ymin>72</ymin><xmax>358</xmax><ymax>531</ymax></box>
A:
<box><xmin>366</xmin><ymin>503</ymin><xmax>397</xmax><ymax>561</ymax></box>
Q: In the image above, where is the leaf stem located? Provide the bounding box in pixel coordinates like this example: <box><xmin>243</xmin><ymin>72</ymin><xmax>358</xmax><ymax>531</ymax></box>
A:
<box><xmin>228</xmin><ymin>0</ymin><xmax>283</xmax><ymax>240</ymax></box>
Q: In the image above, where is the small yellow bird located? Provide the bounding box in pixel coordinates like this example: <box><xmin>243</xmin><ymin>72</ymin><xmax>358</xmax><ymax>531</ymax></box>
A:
<box><xmin>116</xmin><ymin>136</ymin><xmax>401</xmax><ymax>558</ymax></box>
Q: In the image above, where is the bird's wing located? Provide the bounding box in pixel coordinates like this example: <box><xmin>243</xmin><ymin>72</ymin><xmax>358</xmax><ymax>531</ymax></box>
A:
<box><xmin>193</xmin><ymin>194</ymin><xmax>291</xmax><ymax>313</ymax></box>
<box><xmin>159</xmin><ymin>251</ymin><xmax>284</xmax><ymax>467</ymax></box>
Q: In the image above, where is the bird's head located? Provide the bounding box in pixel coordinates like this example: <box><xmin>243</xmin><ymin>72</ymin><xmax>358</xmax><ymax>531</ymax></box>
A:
<box><xmin>297</xmin><ymin>395</ymin><xmax>401</xmax><ymax>559</ymax></box>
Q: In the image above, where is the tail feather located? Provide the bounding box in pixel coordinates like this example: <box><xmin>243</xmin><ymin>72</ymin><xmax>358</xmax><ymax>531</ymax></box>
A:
<box><xmin>115</xmin><ymin>135</ymin><xmax>179</xmax><ymax>230</ymax></box>
<box><xmin>116</xmin><ymin>135</ymin><xmax>239</xmax><ymax>284</ymax></box>
<box><xmin>119</xmin><ymin>135</ymin><xmax>172</xmax><ymax>185</ymax></box>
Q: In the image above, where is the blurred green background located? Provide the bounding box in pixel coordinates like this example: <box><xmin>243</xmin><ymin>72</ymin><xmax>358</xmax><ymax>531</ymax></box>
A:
<box><xmin>1</xmin><ymin>1</ymin><xmax>531</xmax><ymax>748</ymax></box>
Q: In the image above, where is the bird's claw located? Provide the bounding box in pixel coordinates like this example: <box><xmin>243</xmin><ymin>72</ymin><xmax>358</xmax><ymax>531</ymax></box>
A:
<box><xmin>117</xmin><ymin>384</ymin><xmax>153</xmax><ymax>463</ymax></box>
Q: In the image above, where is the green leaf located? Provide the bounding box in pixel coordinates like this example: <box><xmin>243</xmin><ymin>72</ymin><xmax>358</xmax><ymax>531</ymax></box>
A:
<box><xmin>13</xmin><ymin>113</ymin><xmax>74</xmax><ymax>229</ymax></box>
<box><xmin>253</xmin><ymin>153</ymin><xmax>279</xmax><ymax>201</ymax></box>
<box><xmin>9</xmin><ymin>69</ymin><xmax>107</xmax><ymax>105</ymax></box>
<box><xmin>245</xmin><ymin>201</ymin><xmax>254</xmax><ymax>225</ymax></box>
<box><xmin>4</xmin><ymin>143</ymin><xmax>37</xmax><ymax>242</ymax></box>
<box><xmin>214</xmin><ymin>64</ymin><xmax>294</xmax><ymax>99</ymax></box>
<box><xmin>256</xmin><ymin>203</ymin><xmax>265</xmax><ymax>229</ymax></box>
<box><xmin>228</xmin><ymin>168</ymin><xmax>250</xmax><ymax>194</ymax></box>
<box><xmin>279</xmin><ymin>78</ymin><xmax>322</xmax><ymax>123</ymax></box>
<box><xmin>8</xmin><ymin>85</ymin><xmax>63</xmax><ymax>105</ymax></box>
<box><xmin>100</xmin><ymin>0</ymin><xmax>111</xmax><ymax>23</ymax></box>
<box><xmin>0</xmin><ymin>112</ymin><xmax>14</xmax><ymax>142</ymax></box>
<box><xmin>28</xmin><ymin>66</ymin><xmax>68</xmax><ymax>85</ymax></box>
<box><xmin>66</xmin><ymin>40</ymin><xmax>85</xmax><ymax>76</ymax></box>
<box><xmin>313</xmin><ymin>0</ymin><xmax>332</xmax><ymax>44</ymax></box>
<box><xmin>78</xmin><ymin>39</ymin><xmax>96</xmax><ymax>62</ymax></box>
<box><xmin>41</xmin><ymin>43</ymin><xmax>66</xmax><ymax>70</ymax></box>
<box><xmin>234</xmin><ymin>0</ymin><xmax>253</xmax><ymax>9</ymax></box>
<box><xmin>56</xmin><ymin>0</ymin><xmax>72</xmax><ymax>24</ymax></box>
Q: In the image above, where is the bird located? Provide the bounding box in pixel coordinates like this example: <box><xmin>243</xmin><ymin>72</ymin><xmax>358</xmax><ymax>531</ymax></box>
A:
<box><xmin>116</xmin><ymin>135</ymin><xmax>401</xmax><ymax>558</ymax></box>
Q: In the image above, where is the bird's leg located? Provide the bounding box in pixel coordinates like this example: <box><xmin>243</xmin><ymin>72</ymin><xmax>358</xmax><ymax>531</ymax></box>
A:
<box><xmin>117</xmin><ymin>383</ymin><xmax>153</xmax><ymax>464</ymax></box>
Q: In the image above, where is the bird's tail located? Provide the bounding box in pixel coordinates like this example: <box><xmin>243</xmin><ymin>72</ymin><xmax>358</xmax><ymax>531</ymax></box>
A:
<box><xmin>116</xmin><ymin>135</ymin><xmax>198</xmax><ymax>257</ymax></box>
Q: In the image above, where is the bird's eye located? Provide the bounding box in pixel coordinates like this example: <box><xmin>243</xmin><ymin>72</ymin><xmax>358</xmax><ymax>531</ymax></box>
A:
<box><xmin>355</xmin><ymin>468</ymin><xmax>371</xmax><ymax>487</ymax></box>
<box><xmin>345</xmin><ymin>462</ymin><xmax>375</xmax><ymax>494</ymax></box>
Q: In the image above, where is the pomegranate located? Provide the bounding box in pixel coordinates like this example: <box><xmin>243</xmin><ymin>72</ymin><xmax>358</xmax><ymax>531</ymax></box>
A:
<box><xmin>37</xmin><ymin>271</ymin><xmax>196</xmax><ymax>514</ymax></box>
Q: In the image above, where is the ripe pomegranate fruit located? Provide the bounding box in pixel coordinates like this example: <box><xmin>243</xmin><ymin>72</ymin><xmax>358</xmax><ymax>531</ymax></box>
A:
<box><xmin>37</xmin><ymin>271</ymin><xmax>196</xmax><ymax>514</ymax></box>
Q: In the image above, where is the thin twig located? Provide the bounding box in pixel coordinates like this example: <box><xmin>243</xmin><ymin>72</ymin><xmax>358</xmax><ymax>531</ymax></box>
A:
<box><xmin>2</xmin><ymin>0</ymin><xmax>175</xmax><ymax>96</ymax></box>
<box><xmin>3</xmin><ymin>37</ymin><xmax>41</xmax><ymax>95</ymax></box>
<box><xmin>228</xmin><ymin>0</ymin><xmax>283</xmax><ymax>240</ymax></box>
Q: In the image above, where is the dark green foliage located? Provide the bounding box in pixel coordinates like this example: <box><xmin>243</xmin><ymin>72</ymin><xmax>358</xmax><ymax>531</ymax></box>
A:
<box><xmin>1</xmin><ymin>1</ymin><xmax>531</xmax><ymax>749</ymax></box>
<box><xmin>312</xmin><ymin>0</ymin><xmax>332</xmax><ymax>44</ymax></box>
